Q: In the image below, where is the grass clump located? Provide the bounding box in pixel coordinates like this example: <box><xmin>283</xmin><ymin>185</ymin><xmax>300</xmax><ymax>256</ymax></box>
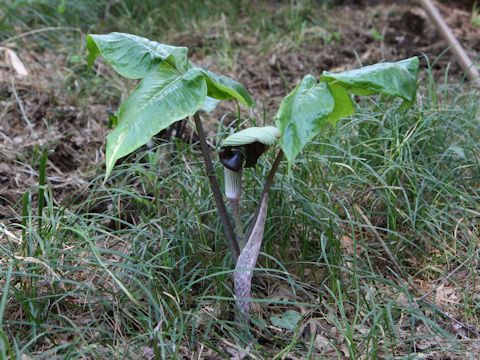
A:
<box><xmin>1</xmin><ymin>77</ymin><xmax>479</xmax><ymax>358</ymax></box>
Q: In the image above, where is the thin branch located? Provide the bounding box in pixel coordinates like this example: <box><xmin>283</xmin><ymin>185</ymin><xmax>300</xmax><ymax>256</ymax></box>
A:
<box><xmin>417</xmin><ymin>298</ymin><xmax>480</xmax><ymax>338</ymax></box>
<box><xmin>416</xmin><ymin>248</ymin><xmax>479</xmax><ymax>302</ymax></box>
<box><xmin>10</xmin><ymin>78</ymin><xmax>33</xmax><ymax>128</ymax></box>
<box><xmin>353</xmin><ymin>203</ymin><xmax>480</xmax><ymax>337</ymax></box>
<box><xmin>193</xmin><ymin>112</ymin><xmax>240</xmax><ymax>261</ymax></box>
<box><xmin>0</xmin><ymin>27</ymin><xmax>81</xmax><ymax>46</ymax></box>
<box><xmin>420</xmin><ymin>0</ymin><xmax>480</xmax><ymax>85</ymax></box>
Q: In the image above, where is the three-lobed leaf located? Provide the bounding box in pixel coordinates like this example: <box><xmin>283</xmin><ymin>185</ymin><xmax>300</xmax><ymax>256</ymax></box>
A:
<box><xmin>86</xmin><ymin>33</ymin><xmax>256</xmax><ymax>178</ymax></box>
<box><xmin>278</xmin><ymin>57</ymin><xmax>419</xmax><ymax>165</ymax></box>
<box><xmin>321</xmin><ymin>57</ymin><xmax>419</xmax><ymax>103</ymax></box>
<box><xmin>88</xmin><ymin>32</ymin><xmax>419</xmax><ymax>176</ymax></box>
<box><xmin>105</xmin><ymin>62</ymin><xmax>207</xmax><ymax>179</ymax></box>
<box><xmin>275</xmin><ymin>75</ymin><xmax>335</xmax><ymax>164</ymax></box>
<box><xmin>87</xmin><ymin>32</ymin><xmax>189</xmax><ymax>79</ymax></box>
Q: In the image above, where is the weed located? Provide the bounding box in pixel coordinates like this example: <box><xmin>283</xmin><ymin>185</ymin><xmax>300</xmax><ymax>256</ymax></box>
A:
<box><xmin>472</xmin><ymin>2</ymin><xmax>480</xmax><ymax>27</ymax></box>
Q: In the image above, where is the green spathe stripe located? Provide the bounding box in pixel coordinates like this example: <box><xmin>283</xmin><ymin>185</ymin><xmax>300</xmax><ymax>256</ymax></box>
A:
<box><xmin>221</xmin><ymin>126</ymin><xmax>280</xmax><ymax>147</ymax></box>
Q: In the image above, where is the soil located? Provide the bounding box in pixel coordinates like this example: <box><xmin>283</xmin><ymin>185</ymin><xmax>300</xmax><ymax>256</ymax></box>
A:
<box><xmin>1</xmin><ymin>0</ymin><xmax>479</xmax><ymax>218</ymax></box>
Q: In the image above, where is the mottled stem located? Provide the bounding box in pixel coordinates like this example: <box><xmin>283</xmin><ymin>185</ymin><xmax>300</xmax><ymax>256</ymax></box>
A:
<box><xmin>244</xmin><ymin>150</ymin><xmax>283</xmax><ymax>241</ymax></box>
<box><xmin>234</xmin><ymin>194</ymin><xmax>269</xmax><ymax>320</ymax></box>
<box><xmin>234</xmin><ymin>150</ymin><xmax>283</xmax><ymax>320</ymax></box>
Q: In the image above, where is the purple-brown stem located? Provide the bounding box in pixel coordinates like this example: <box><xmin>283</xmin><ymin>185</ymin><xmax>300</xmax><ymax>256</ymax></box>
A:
<box><xmin>193</xmin><ymin>112</ymin><xmax>240</xmax><ymax>261</ymax></box>
<box><xmin>234</xmin><ymin>150</ymin><xmax>284</xmax><ymax>320</ymax></box>
<box><xmin>234</xmin><ymin>194</ymin><xmax>269</xmax><ymax>320</ymax></box>
<box><xmin>244</xmin><ymin>150</ymin><xmax>283</xmax><ymax>241</ymax></box>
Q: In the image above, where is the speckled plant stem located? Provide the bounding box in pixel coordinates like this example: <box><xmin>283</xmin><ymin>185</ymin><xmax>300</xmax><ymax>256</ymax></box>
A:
<box><xmin>234</xmin><ymin>194</ymin><xmax>268</xmax><ymax>320</ymax></box>
<box><xmin>234</xmin><ymin>151</ymin><xmax>283</xmax><ymax>321</ymax></box>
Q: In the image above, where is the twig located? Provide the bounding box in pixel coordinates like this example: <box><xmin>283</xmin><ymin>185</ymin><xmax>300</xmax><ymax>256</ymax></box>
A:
<box><xmin>416</xmin><ymin>248</ymin><xmax>479</xmax><ymax>301</ymax></box>
<box><xmin>10</xmin><ymin>78</ymin><xmax>33</xmax><ymax>128</ymax></box>
<box><xmin>193</xmin><ymin>112</ymin><xmax>240</xmax><ymax>261</ymax></box>
<box><xmin>353</xmin><ymin>205</ymin><xmax>480</xmax><ymax>337</ymax></box>
<box><xmin>418</xmin><ymin>298</ymin><xmax>480</xmax><ymax>338</ymax></box>
<box><xmin>420</xmin><ymin>0</ymin><xmax>480</xmax><ymax>86</ymax></box>
<box><xmin>0</xmin><ymin>27</ymin><xmax>81</xmax><ymax>46</ymax></box>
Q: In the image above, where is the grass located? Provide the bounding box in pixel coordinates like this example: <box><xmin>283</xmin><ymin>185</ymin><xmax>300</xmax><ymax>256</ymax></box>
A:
<box><xmin>472</xmin><ymin>2</ymin><xmax>480</xmax><ymax>27</ymax></box>
<box><xmin>1</xmin><ymin>0</ymin><xmax>480</xmax><ymax>358</ymax></box>
<box><xmin>0</xmin><ymin>0</ymin><xmax>335</xmax><ymax>72</ymax></box>
<box><xmin>2</xmin><ymin>79</ymin><xmax>479</xmax><ymax>358</ymax></box>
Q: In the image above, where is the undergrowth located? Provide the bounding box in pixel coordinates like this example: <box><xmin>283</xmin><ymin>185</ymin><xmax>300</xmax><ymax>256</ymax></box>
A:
<box><xmin>0</xmin><ymin>0</ymin><xmax>479</xmax><ymax>359</ymax></box>
<box><xmin>1</xmin><ymin>77</ymin><xmax>479</xmax><ymax>358</ymax></box>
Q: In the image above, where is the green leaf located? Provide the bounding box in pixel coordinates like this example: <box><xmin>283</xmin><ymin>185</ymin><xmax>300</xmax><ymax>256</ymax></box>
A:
<box><xmin>270</xmin><ymin>310</ymin><xmax>302</xmax><ymax>331</ymax></box>
<box><xmin>325</xmin><ymin>82</ymin><xmax>355</xmax><ymax>124</ymax></box>
<box><xmin>0</xmin><ymin>328</ymin><xmax>14</xmax><ymax>360</ymax></box>
<box><xmin>275</xmin><ymin>75</ymin><xmax>335</xmax><ymax>164</ymax></box>
<box><xmin>105</xmin><ymin>63</ymin><xmax>207</xmax><ymax>179</ymax></box>
<box><xmin>321</xmin><ymin>57</ymin><xmax>419</xmax><ymax>103</ymax></box>
<box><xmin>200</xmin><ymin>96</ymin><xmax>220</xmax><ymax>113</ymax></box>
<box><xmin>86</xmin><ymin>32</ymin><xmax>189</xmax><ymax>79</ymax></box>
<box><xmin>221</xmin><ymin>126</ymin><xmax>280</xmax><ymax>147</ymax></box>
<box><xmin>200</xmin><ymin>69</ymin><xmax>254</xmax><ymax>107</ymax></box>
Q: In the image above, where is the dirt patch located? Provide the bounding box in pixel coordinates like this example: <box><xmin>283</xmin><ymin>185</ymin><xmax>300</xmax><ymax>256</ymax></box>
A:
<box><xmin>255</xmin><ymin>2</ymin><xmax>478</xmax><ymax>101</ymax></box>
<box><xmin>0</xmin><ymin>51</ymin><xmax>107</xmax><ymax>218</ymax></box>
<box><xmin>1</xmin><ymin>1</ymin><xmax>479</xmax><ymax>217</ymax></box>
<box><xmin>186</xmin><ymin>1</ymin><xmax>479</xmax><ymax>121</ymax></box>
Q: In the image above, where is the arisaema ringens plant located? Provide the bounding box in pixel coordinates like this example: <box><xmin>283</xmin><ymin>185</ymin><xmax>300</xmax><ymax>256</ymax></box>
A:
<box><xmin>87</xmin><ymin>32</ymin><xmax>419</xmax><ymax>323</ymax></box>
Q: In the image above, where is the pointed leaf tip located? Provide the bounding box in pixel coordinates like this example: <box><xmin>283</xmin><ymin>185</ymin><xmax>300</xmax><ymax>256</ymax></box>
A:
<box><xmin>86</xmin><ymin>32</ymin><xmax>189</xmax><ymax>78</ymax></box>
<box><xmin>104</xmin><ymin>63</ymin><xmax>207</xmax><ymax>179</ymax></box>
<box><xmin>321</xmin><ymin>56</ymin><xmax>420</xmax><ymax>103</ymax></box>
<box><xmin>200</xmin><ymin>69</ymin><xmax>254</xmax><ymax>107</ymax></box>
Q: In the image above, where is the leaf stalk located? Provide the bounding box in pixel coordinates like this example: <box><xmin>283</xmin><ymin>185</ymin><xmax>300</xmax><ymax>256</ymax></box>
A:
<box><xmin>193</xmin><ymin>112</ymin><xmax>240</xmax><ymax>261</ymax></box>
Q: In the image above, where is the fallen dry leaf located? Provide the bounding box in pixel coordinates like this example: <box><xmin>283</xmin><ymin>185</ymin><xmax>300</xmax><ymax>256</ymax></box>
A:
<box><xmin>3</xmin><ymin>47</ymin><xmax>28</xmax><ymax>76</ymax></box>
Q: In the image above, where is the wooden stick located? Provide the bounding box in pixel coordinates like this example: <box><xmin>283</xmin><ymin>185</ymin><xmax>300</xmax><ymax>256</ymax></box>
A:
<box><xmin>420</xmin><ymin>0</ymin><xmax>480</xmax><ymax>85</ymax></box>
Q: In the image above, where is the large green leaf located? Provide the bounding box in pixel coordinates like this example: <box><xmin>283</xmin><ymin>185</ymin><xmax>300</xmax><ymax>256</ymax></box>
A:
<box><xmin>275</xmin><ymin>75</ymin><xmax>335</xmax><ymax>163</ymax></box>
<box><xmin>105</xmin><ymin>63</ymin><xmax>207</xmax><ymax>179</ymax></box>
<box><xmin>87</xmin><ymin>32</ymin><xmax>189</xmax><ymax>79</ymax></box>
<box><xmin>200</xmin><ymin>69</ymin><xmax>254</xmax><ymax>107</ymax></box>
<box><xmin>200</xmin><ymin>96</ymin><xmax>220</xmax><ymax>113</ymax></box>
<box><xmin>321</xmin><ymin>57</ymin><xmax>419</xmax><ymax>103</ymax></box>
<box><xmin>325</xmin><ymin>82</ymin><xmax>355</xmax><ymax>125</ymax></box>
